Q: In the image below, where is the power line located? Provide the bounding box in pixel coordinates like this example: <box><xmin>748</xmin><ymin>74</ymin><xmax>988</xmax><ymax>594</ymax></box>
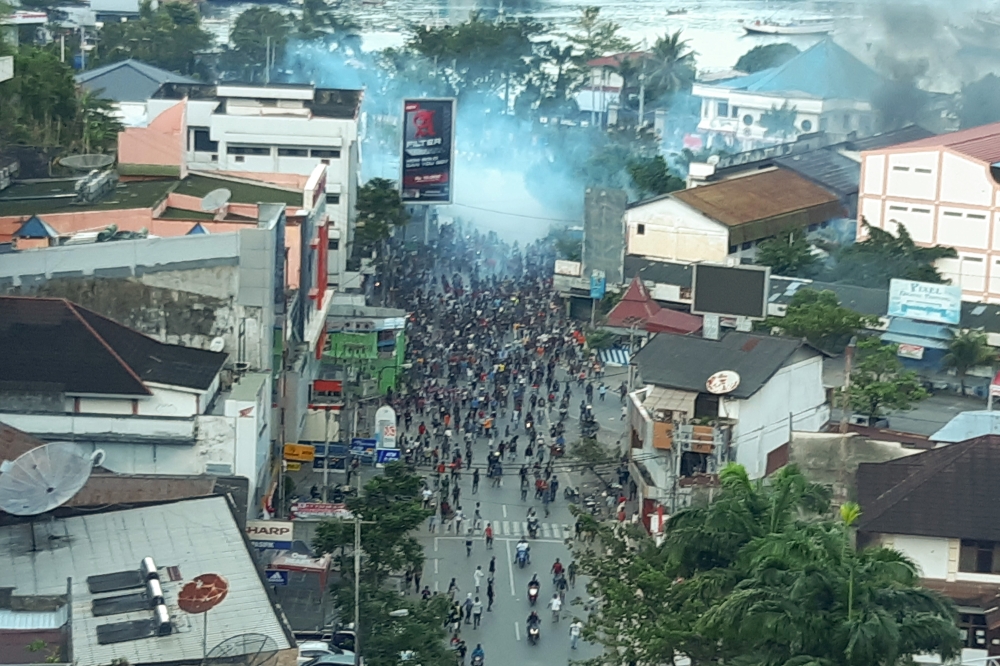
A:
<box><xmin>449</xmin><ymin>202</ymin><xmax>581</xmax><ymax>224</ymax></box>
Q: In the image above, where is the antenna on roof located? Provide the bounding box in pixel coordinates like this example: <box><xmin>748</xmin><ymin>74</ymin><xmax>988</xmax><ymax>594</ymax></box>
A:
<box><xmin>0</xmin><ymin>441</ymin><xmax>104</xmax><ymax>516</ymax></box>
<box><xmin>201</xmin><ymin>188</ymin><xmax>232</xmax><ymax>213</ymax></box>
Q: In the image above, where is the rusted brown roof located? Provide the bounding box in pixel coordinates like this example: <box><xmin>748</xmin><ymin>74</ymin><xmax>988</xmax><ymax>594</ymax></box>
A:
<box><xmin>0</xmin><ymin>424</ymin><xmax>42</xmax><ymax>463</ymax></box>
<box><xmin>71</xmin><ymin>474</ymin><xmax>218</xmax><ymax>507</ymax></box>
<box><xmin>673</xmin><ymin>169</ymin><xmax>841</xmax><ymax>227</ymax></box>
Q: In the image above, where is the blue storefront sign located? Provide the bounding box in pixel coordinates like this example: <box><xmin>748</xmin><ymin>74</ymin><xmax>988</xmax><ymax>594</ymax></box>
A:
<box><xmin>265</xmin><ymin>569</ymin><xmax>289</xmax><ymax>586</ymax></box>
<box><xmin>376</xmin><ymin>448</ymin><xmax>401</xmax><ymax>464</ymax></box>
<box><xmin>350</xmin><ymin>438</ymin><xmax>377</xmax><ymax>455</ymax></box>
<box><xmin>590</xmin><ymin>270</ymin><xmax>606</xmax><ymax>300</ymax></box>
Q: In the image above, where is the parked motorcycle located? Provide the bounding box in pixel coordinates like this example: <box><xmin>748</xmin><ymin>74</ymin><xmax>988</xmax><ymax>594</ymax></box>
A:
<box><xmin>563</xmin><ymin>485</ymin><xmax>580</xmax><ymax>502</ymax></box>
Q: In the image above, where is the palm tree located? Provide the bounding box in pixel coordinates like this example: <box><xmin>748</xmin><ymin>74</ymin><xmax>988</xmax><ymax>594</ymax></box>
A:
<box><xmin>642</xmin><ymin>30</ymin><xmax>696</xmax><ymax>101</ymax></box>
<box><xmin>943</xmin><ymin>329</ymin><xmax>997</xmax><ymax>394</ymax></box>
<box><xmin>760</xmin><ymin>100</ymin><xmax>800</xmax><ymax>141</ymax></box>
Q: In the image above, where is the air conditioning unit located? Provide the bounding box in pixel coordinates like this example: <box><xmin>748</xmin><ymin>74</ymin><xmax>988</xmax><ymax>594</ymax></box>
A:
<box><xmin>140</xmin><ymin>557</ymin><xmax>158</xmax><ymax>581</ymax></box>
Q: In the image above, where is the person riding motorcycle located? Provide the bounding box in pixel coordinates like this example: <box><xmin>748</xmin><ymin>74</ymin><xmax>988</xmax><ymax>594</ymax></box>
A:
<box><xmin>527</xmin><ymin>610</ymin><xmax>541</xmax><ymax>627</ymax></box>
<box><xmin>471</xmin><ymin>644</ymin><xmax>485</xmax><ymax>663</ymax></box>
<box><xmin>516</xmin><ymin>538</ymin><xmax>530</xmax><ymax>564</ymax></box>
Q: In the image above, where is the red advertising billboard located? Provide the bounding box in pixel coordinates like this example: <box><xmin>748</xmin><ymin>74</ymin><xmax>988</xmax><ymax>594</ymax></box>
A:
<box><xmin>401</xmin><ymin>98</ymin><xmax>455</xmax><ymax>204</ymax></box>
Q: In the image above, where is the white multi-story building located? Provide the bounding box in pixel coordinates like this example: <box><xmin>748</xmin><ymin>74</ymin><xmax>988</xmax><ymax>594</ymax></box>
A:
<box><xmin>692</xmin><ymin>40</ymin><xmax>882</xmax><ymax>150</ymax></box>
<box><xmin>146</xmin><ymin>83</ymin><xmax>362</xmax><ymax>284</ymax></box>
<box><xmin>857</xmin><ymin>122</ymin><xmax>1000</xmax><ymax>302</ymax></box>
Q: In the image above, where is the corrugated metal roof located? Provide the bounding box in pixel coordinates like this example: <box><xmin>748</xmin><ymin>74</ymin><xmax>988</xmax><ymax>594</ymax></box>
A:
<box><xmin>886</xmin><ymin>121</ymin><xmax>1000</xmax><ymax>163</ymax></box>
<box><xmin>0</xmin><ymin>606</ymin><xmax>68</xmax><ymax>630</ymax></box>
<box><xmin>0</xmin><ymin>496</ymin><xmax>292</xmax><ymax>666</ymax></box>
<box><xmin>672</xmin><ymin>169</ymin><xmax>840</xmax><ymax>227</ymax></box>
<box><xmin>775</xmin><ymin>150</ymin><xmax>861</xmax><ymax>197</ymax></box>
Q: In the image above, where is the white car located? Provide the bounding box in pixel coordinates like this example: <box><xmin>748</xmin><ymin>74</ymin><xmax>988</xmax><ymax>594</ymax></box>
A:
<box><xmin>298</xmin><ymin>641</ymin><xmax>355</xmax><ymax>666</ymax></box>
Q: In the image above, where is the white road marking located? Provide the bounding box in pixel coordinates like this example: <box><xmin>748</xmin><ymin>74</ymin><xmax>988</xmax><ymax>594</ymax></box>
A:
<box><xmin>502</xmin><ymin>520</ymin><xmax>510</xmax><ymax>535</ymax></box>
<box><xmin>435</xmin><ymin>537</ymin><xmax>439</xmax><ymax>552</ymax></box>
<box><xmin>423</xmin><ymin>535</ymin><xmax>565</xmax><ymax>544</ymax></box>
<box><xmin>551</xmin><ymin>525</ymin><xmax>562</xmax><ymax>539</ymax></box>
<box><xmin>434</xmin><ymin>580</ymin><xmax>440</xmax><ymax>592</ymax></box>
<box><xmin>542</xmin><ymin>524</ymin><xmax>552</xmax><ymax>538</ymax></box>
<box><xmin>514</xmin><ymin>621</ymin><xmax>521</xmax><ymax>641</ymax></box>
<box><xmin>505</xmin><ymin>537</ymin><xmax>516</xmax><ymax>596</ymax></box>
<box><xmin>434</xmin><ymin>559</ymin><xmax>439</xmax><ymax>574</ymax></box>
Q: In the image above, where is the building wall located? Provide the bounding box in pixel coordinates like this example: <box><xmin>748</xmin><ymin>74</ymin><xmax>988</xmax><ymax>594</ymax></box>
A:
<box><xmin>859</xmin><ymin>147</ymin><xmax>1000</xmax><ymax>302</ymax></box>
<box><xmin>625</xmin><ymin>197</ymin><xmax>730</xmax><ymax>263</ymax></box>
<box><xmin>879</xmin><ymin>534</ymin><xmax>950</xmax><ymax>579</ymax></box>
<box><xmin>224</xmin><ymin>372</ymin><xmax>272</xmax><ymax>517</ymax></box>
<box><xmin>731</xmin><ymin>354</ymin><xmax>830</xmax><ymax>478</ymax></box>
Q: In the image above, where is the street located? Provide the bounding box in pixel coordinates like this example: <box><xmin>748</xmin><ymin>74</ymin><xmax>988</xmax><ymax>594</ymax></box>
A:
<box><xmin>409</xmin><ymin>369</ymin><xmax>629</xmax><ymax>665</ymax></box>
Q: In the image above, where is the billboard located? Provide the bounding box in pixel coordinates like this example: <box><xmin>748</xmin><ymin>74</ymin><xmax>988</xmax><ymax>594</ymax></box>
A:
<box><xmin>888</xmin><ymin>279</ymin><xmax>961</xmax><ymax>325</ymax></box>
<box><xmin>375</xmin><ymin>405</ymin><xmax>397</xmax><ymax>449</ymax></box>
<box><xmin>691</xmin><ymin>264</ymin><xmax>770</xmax><ymax>320</ymax></box>
<box><xmin>401</xmin><ymin>98</ymin><xmax>455</xmax><ymax>204</ymax></box>
<box><xmin>590</xmin><ymin>270</ymin><xmax>606</xmax><ymax>299</ymax></box>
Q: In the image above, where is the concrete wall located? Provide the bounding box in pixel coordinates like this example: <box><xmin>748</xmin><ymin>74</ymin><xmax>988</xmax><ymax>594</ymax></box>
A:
<box><xmin>625</xmin><ymin>197</ymin><xmax>729</xmax><ymax>263</ymax></box>
<box><xmin>732</xmin><ymin>354</ymin><xmax>830</xmax><ymax>478</ymax></box>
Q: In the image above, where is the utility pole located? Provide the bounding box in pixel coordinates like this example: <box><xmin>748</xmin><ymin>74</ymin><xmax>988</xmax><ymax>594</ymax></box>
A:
<box><xmin>265</xmin><ymin>36</ymin><xmax>271</xmax><ymax>85</ymax></box>
<box><xmin>353</xmin><ymin>468</ymin><xmax>362</xmax><ymax>666</ymax></box>
<box><xmin>839</xmin><ymin>336</ymin><xmax>858</xmax><ymax>433</ymax></box>
<box><xmin>322</xmin><ymin>406</ymin><xmax>332</xmax><ymax>502</ymax></box>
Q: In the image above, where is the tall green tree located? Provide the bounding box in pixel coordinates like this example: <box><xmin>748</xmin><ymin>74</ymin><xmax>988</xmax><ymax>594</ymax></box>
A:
<box><xmin>354</xmin><ymin>178</ymin><xmax>410</xmax><ymax>254</ymax></box>
<box><xmin>577</xmin><ymin>464</ymin><xmax>961</xmax><ymax>666</ymax></box>
<box><xmin>223</xmin><ymin>6</ymin><xmax>290</xmax><ymax>82</ymax></box>
<box><xmin>627</xmin><ymin>154</ymin><xmax>684</xmax><ymax>198</ymax></box>
<box><xmin>942</xmin><ymin>329</ymin><xmax>997</xmax><ymax>394</ymax></box>
<box><xmin>735</xmin><ymin>42</ymin><xmax>800</xmax><ymax>73</ymax></box>
<box><xmin>643</xmin><ymin>30</ymin><xmax>696</xmax><ymax>100</ymax></box>
<box><xmin>0</xmin><ymin>47</ymin><xmax>78</xmax><ymax>146</ymax></box>
<box><xmin>824</xmin><ymin>221</ymin><xmax>957</xmax><ymax>288</ymax></box>
<box><xmin>75</xmin><ymin>89</ymin><xmax>123</xmax><ymax>153</ymax></box>
<box><xmin>561</xmin><ymin>6</ymin><xmax>633</xmax><ymax>87</ymax></box>
<box><xmin>313</xmin><ymin>463</ymin><xmax>450</xmax><ymax>666</ymax></box>
<box><xmin>755</xmin><ymin>229</ymin><xmax>817</xmax><ymax>277</ymax></box>
<box><xmin>96</xmin><ymin>1</ymin><xmax>212</xmax><ymax>75</ymax></box>
<box><xmin>765</xmin><ymin>288</ymin><xmax>876</xmax><ymax>354</ymax></box>
<box><xmin>759</xmin><ymin>100</ymin><xmax>799</xmax><ymax>140</ymax></box>
<box><xmin>848</xmin><ymin>337</ymin><xmax>928</xmax><ymax>422</ymax></box>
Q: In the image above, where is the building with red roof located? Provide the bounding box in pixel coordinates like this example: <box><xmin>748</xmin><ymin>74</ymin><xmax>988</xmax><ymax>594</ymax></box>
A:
<box><xmin>606</xmin><ymin>276</ymin><xmax>703</xmax><ymax>335</ymax></box>
<box><xmin>857</xmin><ymin>122</ymin><xmax>1000</xmax><ymax>302</ymax></box>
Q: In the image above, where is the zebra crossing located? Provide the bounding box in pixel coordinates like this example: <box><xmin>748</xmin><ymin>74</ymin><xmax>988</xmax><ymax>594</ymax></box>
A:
<box><xmin>486</xmin><ymin>520</ymin><xmax>570</xmax><ymax>540</ymax></box>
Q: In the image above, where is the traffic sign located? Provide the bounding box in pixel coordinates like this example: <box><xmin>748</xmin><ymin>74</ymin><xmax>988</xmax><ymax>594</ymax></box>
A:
<box><xmin>264</xmin><ymin>569</ymin><xmax>289</xmax><ymax>586</ymax></box>
<box><xmin>350</xmin><ymin>438</ymin><xmax>377</xmax><ymax>456</ymax></box>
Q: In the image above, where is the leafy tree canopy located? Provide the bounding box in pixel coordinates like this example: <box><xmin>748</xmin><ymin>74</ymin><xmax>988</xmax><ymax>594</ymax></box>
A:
<box><xmin>822</xmin><ymin>221</ymin><xmax>957</xmax><ymax>288</ymax></box>
<box><xmin>765</xmin><ymin>288</ymin><xmax>876</xmax><ymax>354</ymax></box>
<box><xmin>755</xmin><ymin>229</ymin><xmax>817</xmax><ymax>277</ymax></box>
<box><xmin>942</xmin><ymin>329</ymin><xmax>997</xmax><ymax>392</ymax></box>
<box><xmin>848</xmin><ymin>337</ymin><xmax>928</xmax><ymax>419</ymax></box>
<box><xmin>759</xmin><ymin>100</ymin><xmax>799</xmax><ymax>140</ymax></box>
<box><xmin>96</xmin><ymin>0</ymin><xmax>211</xmax><ymax>75</ymax></box>
<box><xmin>627</xmin><ymin>154</ymin><xmax>684</xmax><ymax>198</ymax></box>
<box><xmin>577</xmin><ymin>463</ymin><xmax>961</xmax><ymax>666</ymax></box>
<box><xmin>221</xmin><ymin>6</ymin><xmax>290</xmax><ymax>82</ymax></box>
<box><xmin>354</xmin><ymin>177</ymin><xmax>409</xmax><ymax>254</ymax></box>
<box><xmin>735</xmin><ymin>42</ymin><xmax>800</xmax><ymax>73</ymax></box>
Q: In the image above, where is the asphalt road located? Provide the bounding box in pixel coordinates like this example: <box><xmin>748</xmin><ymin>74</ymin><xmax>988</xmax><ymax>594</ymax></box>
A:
<box><xmin>410</xmin><ymin>369</ymin><xmax>629</xmax><ymax>665</ymax></box>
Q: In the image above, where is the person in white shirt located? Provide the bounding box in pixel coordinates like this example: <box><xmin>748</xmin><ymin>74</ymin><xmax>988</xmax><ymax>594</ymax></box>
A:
<box><xmin>547</xmin><ymin>593</ymin><xmax>562</xmax><ymax>622</ymax></box>
<box><xmin>569</xmin><ymin>619</ymin><xmax>583</xmax><ymax>649</ymax></box>
<box><xmin>473</xmin><ymin>565</ymin><xmax>484</xmax><ymax>592</ymax></box>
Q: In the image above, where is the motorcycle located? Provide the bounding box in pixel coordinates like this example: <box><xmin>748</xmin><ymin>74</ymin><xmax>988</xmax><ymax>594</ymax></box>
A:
<box><xmin>528</xmin><ymin>583</ymin><xmax>540</xmax><ymax>606</ymax></box>
<box><xmin>516</xmin><ymin>547</ymin><xmax>530</xmax><ymax>568</ymax></box>
<box><xmin>527</xmin><ymin>624</ymin><xmax>540</xmax><ymax>645</ymax></box>
<box><xmin>564</xmin><ymin>485</ymin><xmax>580</xmax><ymax>502</ymax></box>
<box><xmin>527</xmin><ymin>518</ymin><xmax>539</xmax><ymax>539</ymax></box>
<box><xmin>472</xmin><ymin>655</ymin><xmax>484</xmax><ymax>666</ymax></box>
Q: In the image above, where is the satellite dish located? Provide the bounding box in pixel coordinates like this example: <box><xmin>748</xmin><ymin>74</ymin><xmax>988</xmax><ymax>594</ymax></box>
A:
<box><xmin>209</xmin><ymin>337</ymin><xmax>226</xmax><ymax>353</ymax></box>
<box><xmin>201</xmin><ymin>188</ymin><xmax>232</xmax><ymax>212</ymax></box>
<box><xmin>0</xmin><ymin>442</ymin><xmax>104</xmax><ymax>515</ymax></box>
<box><xmin>60</xmin><ymin>154</ymin><xmax>115</xmax><ymax>171</ymax></box>
<box><xmin>706</xmin><ymin>154</ymin><xmax>721</xmax><ymax>166</ymax></box>
<box><xmin>206</xmin><ymin>634</ymin><xmax>279</xmax><ymax>666</ymax></box>
<box><xmin>178</xmin><ymin>573</ymin><xmax>229</xmax><ymax>613</ymax></box>
<box><xmin>706</xmin><ymin>370</ymin><xmax>740</xmax><ymax>395</ymax></box>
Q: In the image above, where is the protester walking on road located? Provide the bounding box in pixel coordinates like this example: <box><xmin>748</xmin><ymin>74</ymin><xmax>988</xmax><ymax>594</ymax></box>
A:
<box><xmin>472</xmin><ymin>597</ymin><xmax>484</xmax><ymax>628</ymax></box>
<box><xmin>484</xmin><ymin>523</ymin><xmax>494</xmax><ymax>549</ymax></box>
<box><xmin>570</xmin><ymin>619</ymin><xmax>583</xmax><ymax>649</ymax></box>
<box><xmin>486</xmin><ymin>578</ymin><xmax>495</xmax><ymax>611</ymax></box>
<box><xmin>474</xmin><ymin>566</ymin><xmax>484</xmax><ymax>593</ymax></box>
<box><xmin>548</xmin><ymin>594</ymin><xmax>562</xmax><ymax>622</ymax></box>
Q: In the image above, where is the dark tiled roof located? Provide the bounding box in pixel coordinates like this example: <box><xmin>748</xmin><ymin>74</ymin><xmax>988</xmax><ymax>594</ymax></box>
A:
<box><xmin>0</xmin><ymin>297</ymin><xmax>226</xmax><ymax>395</ymax></box>
<box><xmin>844</xmin><ymin>125</ymin><xmax>934</xmax><ymax>151</ymax></box>
<box><xmin>775</xmin><ymin>150</ymin><xmax>861</xmax><ymax>197</ymax></box>
<box><xmin>767</xmin><ymin>277</ymin><xmax>889</xmax><ymax>316</ymax></box>
<box><xmin>857</xmin><ymin>436</ymin><xmax>1000</xmax><ymax>542</ymax></box>
<box><xmin>624</xmin><ymin>255</ymin><xmax>693</xmax><ymax>288</ymax></box>
<box><xmin>152</xmin><ymin>83</ymin><xmax>363</xmax><ymax>119</ymax></box>
<box><xmin>633</xmin><ymin>330</ymin><xmax>809</xmax><ymax>399</ymax></box>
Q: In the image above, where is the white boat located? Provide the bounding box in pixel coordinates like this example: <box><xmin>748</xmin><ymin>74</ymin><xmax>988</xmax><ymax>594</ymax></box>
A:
<box><xmin>743</xmin><ymin>19</ymin><xmax>834</xmax><ymax>35</ymax></box>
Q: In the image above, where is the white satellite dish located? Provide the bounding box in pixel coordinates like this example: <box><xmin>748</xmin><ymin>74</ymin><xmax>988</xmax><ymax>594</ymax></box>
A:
<box><xmin>706</xmin><ymin>154</ymin><xmax>721</xmax><ymax>166</ymax></box>
<box><xmin>0</xmin><ymin>442</ymin><xmax>105</xmax><ymax>515</ymax></box>
<box><xmin>706</xmin><ymin>370</ymin><xmax>740</xmax><ymax>395</ymax></box>
<box><xmin>209</xmin><ymin>336</ymin><xmax>226</xmax><ymax>353</ymax></box>
<box><xmin>200</xmin><ymin>188</ymin><xmax>232</xmax><ymax>212</ymax></box>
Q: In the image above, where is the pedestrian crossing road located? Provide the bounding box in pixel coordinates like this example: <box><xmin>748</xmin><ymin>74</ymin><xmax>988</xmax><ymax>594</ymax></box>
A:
<box><xmin>490</xmin><ymin>521</ymin><xmax>570</xmax><ymax>539</ymax></box>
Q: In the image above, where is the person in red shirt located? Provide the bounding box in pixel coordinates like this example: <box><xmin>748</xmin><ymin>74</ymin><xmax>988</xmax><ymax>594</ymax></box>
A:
<box><xmin>484</xmin><ymin>523</ymin><xmax>494</xmax><ymax>549</ymax></box>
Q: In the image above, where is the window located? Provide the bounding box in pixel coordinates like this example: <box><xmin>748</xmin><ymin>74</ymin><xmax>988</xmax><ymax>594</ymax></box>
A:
<box><xmin>729</xmin><ymin>245</ymin><xmax>738</xmax><ymax>254</ymax></box>
<box><xmin>741</xmin><ymin>241</ymin><xmax>752</xmax><ymax>250</ymax></box>
<box><xmin>819</xmin><ymin>117</ymin><xmax>828</xmax><ymax>132</ymax></box>
<box><xmin>959</xmin><ymin>539</ymin><xmax>1000</xmax><ymax>573</ymax></box>
<box><xmin>842</xmin><ymin>113</ymin><xmax>851</xmax><ymax>129</ymax></box>
<box><xmin>915</xmin><ymin>167</ymin><xmax>932</xmax><ymax>174</ymax></box>
<box><xmin>717</xmin><ymin>101</ymin><xmax>729</xmax><ymax>118</ymax></box>
<box><xmin>743</xmin><ymin>114</ymin><xmax>754</xmax><ymax>126</ymax></box>
<box><xmin>959</xmin><ymin>613</ymin><xmax>988</xmax><ymax>649</ymax></box>
<box><xmin>227</xmin><ymin>145</ymin><xmax>270</xmax><ymax>156</ymax></box>
<box><xmin>800</xmin><ymin>119</ymin><xmax>813</xmax><ymax>132</ymax></box>
<box><xmin>912</xmin><ymin>208</ymin><xmax>930</xmax><ymax>214</ymax></box>
<box><xmin>944</xmin><ymin>211</ymin><xmax>962</xmax><ymax>217</ymax></box>
<box><xmin>892</xmin><ymin>166</ymin><xmax>911</xmax><ymax>172</ymax></box>
<box><xmin>889</xmin><ymin>205</ymin><xmax>908</xmax><ymax>211</ymax></box>
<box><xmin>192</xmin><ymin>128</ymin><xmax>217</xmax><ymax>152</ymax></box>
<box><xmin>702</xmin><ymin>103</ymin><xmax>707</xmax><ymax>118</ymax></box>
<box><xmin>968</xmin><ymin>213</ymin><xmax>987</xmax><ymax>220</ymax></box>
<box><xmin>311</xmin><ymin>148</ymin><xmax>341</xmax><ymax>159</ymax></box>
<box><xmin>321</xmin><ymin>159</ymin><xmax>330</xmax><ymax>165</ymax></box>
<box><xmin>278</xmin><ymin>147</ymin><xmax>308</xmax><ymax>157</ymax></box>
<box><xmin>731</xmin><ymin>105</ymin><xmax>739</xmax><ymax>119</ymax></box>
<box><xmin>808</xmin><ymin>223</ymin><xmax>818</xmax><ymax>232</ymax></box>
<box><xmin>235</xmin><ymin>155</ymin><xmax>245</xmax><ymax>163</ymax></box>
<box><xmin>636</xmin><ymin>224</ymin><xmax>645</xmax><ymax>235</ymax></box>
<box><xmin>328</xmin><ymin>238</ymin><xmax>340</xmax><ymax>251</ymax></box>
<box><xmin>326</xmin><ymin>193</ymin><xmax>341</xmax><ymax>205</ymax></box>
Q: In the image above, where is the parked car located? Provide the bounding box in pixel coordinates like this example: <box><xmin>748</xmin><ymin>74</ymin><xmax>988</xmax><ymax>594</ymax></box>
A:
<box><xmin>298</xmin><ymin>641</ymin><xmax>355</xmax><ymax>666</ymax></box>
